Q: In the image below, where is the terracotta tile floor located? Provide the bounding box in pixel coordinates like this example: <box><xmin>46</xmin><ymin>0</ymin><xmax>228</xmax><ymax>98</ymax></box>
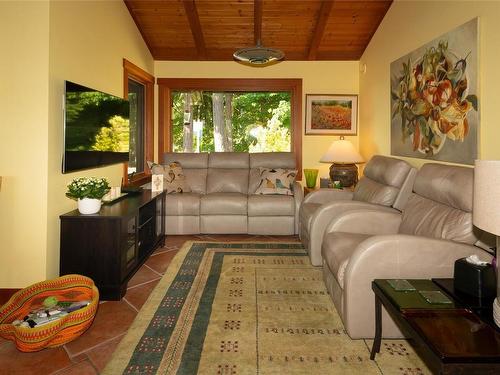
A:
<box><xmin>0</xmin><ymin>234</ymin><xmax>299</xmax><ymax>374</ymax></box>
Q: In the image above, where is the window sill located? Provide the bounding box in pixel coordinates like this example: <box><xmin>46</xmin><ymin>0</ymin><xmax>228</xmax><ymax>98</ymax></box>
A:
<box><xmin>127</xmin><ymin>173</ymin><xmax>151</xmax><ymax>187</ymax></box>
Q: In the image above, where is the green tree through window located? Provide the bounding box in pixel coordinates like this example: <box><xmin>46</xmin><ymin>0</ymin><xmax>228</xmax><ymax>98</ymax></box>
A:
<box><xmin>171</xmin><ymin>91</ymin><xmax>291</xmax><ymax>153</ymax></box>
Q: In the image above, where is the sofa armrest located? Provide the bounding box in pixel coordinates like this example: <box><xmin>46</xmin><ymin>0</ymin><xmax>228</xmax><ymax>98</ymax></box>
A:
<box><xmin>325</xmin><ymin>209</ymin><xmax>402</xmax><ymax>236</ymax></box>
<box><xmin>292</xmin><ymin>181</ymin><xmax>303</xmax><ymax>234</ymax></box>
<box><xmin>308</xmin><ymin>202</ymin><xmax>398</xmax><ymax>266</ymax></box>
<box><xmin>303</xmin><ymin>189</ymin><xmax>354</xmax><ymax>204</ymax></box>
<box><xmin>342</xmin><ymin>234</ymin><xmax>493</xmax><ymax>338</ymax></box>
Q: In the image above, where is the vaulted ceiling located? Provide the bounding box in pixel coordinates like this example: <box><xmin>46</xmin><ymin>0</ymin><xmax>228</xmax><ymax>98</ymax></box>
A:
<box><xmin>124</xmin><ymin>0</ymin><xmax>392</xmax><ymax>61</ymax></box>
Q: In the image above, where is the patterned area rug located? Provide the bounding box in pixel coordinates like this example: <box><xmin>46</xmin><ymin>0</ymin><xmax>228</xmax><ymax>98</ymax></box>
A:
<box><xmin>103</xmin><ymin>242</ymin><xmax>430</xmax><ymax>374</ymax></box>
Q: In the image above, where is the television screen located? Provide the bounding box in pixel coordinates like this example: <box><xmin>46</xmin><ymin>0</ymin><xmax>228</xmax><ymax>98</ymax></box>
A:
<box><xmin>63</xmin><ymin>81</ymin><xmax>130</xmax><ymax>173</ymax></box>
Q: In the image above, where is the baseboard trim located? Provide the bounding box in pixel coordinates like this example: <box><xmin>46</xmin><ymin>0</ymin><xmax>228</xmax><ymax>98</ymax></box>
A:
<box><xmin>0</xmin><ymin>288</ymin><xmax>20</xmax><ymax>305</ymax></box>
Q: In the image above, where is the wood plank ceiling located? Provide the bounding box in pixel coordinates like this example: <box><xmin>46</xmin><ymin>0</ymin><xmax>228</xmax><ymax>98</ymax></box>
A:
<box><xmin>124</xmin><ymin>0</ymin><xmax>392</xmax><ymax>61</ymax></box>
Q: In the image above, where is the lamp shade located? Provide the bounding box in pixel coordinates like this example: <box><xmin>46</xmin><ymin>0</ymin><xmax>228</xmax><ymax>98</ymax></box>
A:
<box><xmin>473</xmin><ymin>160</ymin><xmax>500</xmax><ymax>236</ymax></box>
<box><xmin>320</xmin><ymin>139</ymin><xmax>364</xmax><ymax>164</ymax></box>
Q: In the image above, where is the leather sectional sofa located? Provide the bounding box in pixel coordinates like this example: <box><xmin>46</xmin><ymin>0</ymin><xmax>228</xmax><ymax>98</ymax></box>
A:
<box><xmin>320</xmin><ymin>163</ymin><xmax>493</xmax><ymax>338</ymax></box>
<box><xmin>161</xmin><ymin>152</ymin><xmax>303</xmax><ymax>235</ymax></box>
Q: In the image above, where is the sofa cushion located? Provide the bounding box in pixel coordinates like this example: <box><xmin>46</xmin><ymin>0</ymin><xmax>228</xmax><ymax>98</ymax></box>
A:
<box><xmin>248</xmin><ymin>168</ymin><xmax>262</xmax><ymax>194</ymax></box>
<box><xmin>254</xmin><ymin>168</ymin><xmax>297</xmax><ymax>195</ymax></box>
<box><xmin>352</xmin><ymin>155</ymin><xmax>412</xmax><ymax>206</ymax></box>
<box><xmin>362</xmin><ymin>155</ymin><xmax>412</xmax><ymax>188</ymax></box>
<box><xmin>163</xmin><ymin>152</ymin><xmax>208</xmax><ymax>168</ymax></box>
<box><xmin>206</xmin><ymin>169</ymin><xmax>249</xmax><ymax>194</ymax></box>
<box><xmin>163</xmin><ymin>152</ymin><xmax>208</xmax><ymax>193</ymax></box>
<box><xmin>399</xmin><ymin>163</ymin><xmax>476</xmax><ymax>244</ymax></box>
<box><xmin>353</xmin><ymin>178</ymin><xmax>399</xmax><ymax>207</ymax></box>
<box><xmin>399</xmin><ymin>194</ymin><xmax>476</xmax><ymax>244</ymax></box>
<box><xmin>182</xmin><ymin>169</ymin><xmax>207</xmax><ymax>194</ymax></box>
<box><xmin>413</xmin><ymin>163</ymin><xmax>473</xmax><ymax>212</ymax></box>
<box><xmin>299</xmin><ymin>202</ymin><xmax>322</xmax><ymax>231</ymax></box>
<box><xmin>148</xmin><ymin>161</ymin><xmax>191</xmax><ymax>194</ymax></box>
<box><xmin>322</xmin><ymin>232</ymin><xmax>371</xmax><ymax>288</ymax></box>
<box><xmin>200</xmin><ymin>193</ymin><xmax>247</xmax><ymax>215</ymax></box>
<box><xmin>248</xmin><ymin>152</ymin><xmax>296</xmax><ymax>194</ymax></box>
<box><xmin>165</xmin><ymin>193</ymin><xmax>201</xmax><ymax>216</ymax></box>
<box><xmin>248</xmin><ymin>195</ymin><xmax>295</xmax><ymax>216</ymax></box>
<box><xmin>208</xmin><ymin>152</ymin><xmax>249</xmax><ymax>169</ymax></box>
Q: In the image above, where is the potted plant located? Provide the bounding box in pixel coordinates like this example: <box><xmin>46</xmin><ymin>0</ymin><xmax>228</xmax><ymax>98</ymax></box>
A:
<box><xmin>66</xmin><ymin>177</ymin><xmax>110</xmax><ymax>214</ymax></box>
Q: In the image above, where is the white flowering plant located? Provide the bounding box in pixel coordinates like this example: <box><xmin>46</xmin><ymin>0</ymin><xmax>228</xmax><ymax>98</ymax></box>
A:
<box><xmin>66</xmin><ymin>177</ymin><xmax>110</xmax><ymax>200</ymax></box>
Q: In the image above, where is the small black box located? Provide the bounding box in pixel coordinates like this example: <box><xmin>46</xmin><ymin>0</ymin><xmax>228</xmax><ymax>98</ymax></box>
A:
<box><xmin>453</xmin><ymin>257</ymin><xmax>496</xmax><ymax>299</ymax></box>
<box><xmin>320</xmin><ymin>178</ymin><xmax>330</xmax><ymax>188</ymax></box>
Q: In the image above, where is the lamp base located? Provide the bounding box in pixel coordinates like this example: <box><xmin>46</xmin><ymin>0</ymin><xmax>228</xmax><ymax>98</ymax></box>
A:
<box><xmin>329</xmin><ymin>163</ymin><xmax>358</xmax><ymax>188</ymax></box>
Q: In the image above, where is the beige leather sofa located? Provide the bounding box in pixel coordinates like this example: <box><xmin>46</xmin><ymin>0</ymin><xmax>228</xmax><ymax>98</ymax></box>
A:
<box><xmin>162</xmin><ymin>152</ymin><xmax>302</xmax><ymax>235</ymax></box>
<box><xmin>299</xmin><ymin>155</ymin><xmax>417</xmax><ymax>266</ymax></box>
<box><xmin>321</xmin><ymin>163</ymin><xmax>493</xmax><ymax>339</ymax></box>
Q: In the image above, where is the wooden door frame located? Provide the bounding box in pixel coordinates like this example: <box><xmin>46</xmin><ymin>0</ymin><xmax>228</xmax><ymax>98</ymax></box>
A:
<box><xmin>123</xmin><ymin>59</ymin><xmax>155</xmax><ymax>186</ymax></box>
<box><xmin>157</xmin><ymin>78</ymin><xmax>303</xmax><ymax>179</ymax></box>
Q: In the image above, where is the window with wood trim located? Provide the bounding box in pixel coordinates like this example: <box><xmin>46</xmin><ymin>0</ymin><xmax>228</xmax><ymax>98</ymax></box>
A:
<box><xmin>172</xmin><ymin>91</ymin><xmax>291</xmax><ymax>153</ymax></box>
<box><xmin>157</xmin><ymin>78</ymin><xmax>302</xmax><ymax>177</ymax></box>
<box><xmin>123</xmin><ymin>59</ymin><xmax>154</xmax><ymax>185</ymax></box>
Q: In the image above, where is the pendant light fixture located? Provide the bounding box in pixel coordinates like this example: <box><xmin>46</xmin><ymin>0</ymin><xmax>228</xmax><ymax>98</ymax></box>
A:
<box><xmin>233</xmin><ymin>40</ymin><xmax>285</xmax><ymax>65</ymax></box>
<box><xmin>233</xmin><ymin>0</ymin><xmax>284</xmax><ymax>65</ymax></box>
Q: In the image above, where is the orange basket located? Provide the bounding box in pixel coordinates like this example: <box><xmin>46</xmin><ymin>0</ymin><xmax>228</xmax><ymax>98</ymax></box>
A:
<box><xmin>0</xmin><ymin>274</ymin><xmax>99</xmax><ymax>352</ymax></box>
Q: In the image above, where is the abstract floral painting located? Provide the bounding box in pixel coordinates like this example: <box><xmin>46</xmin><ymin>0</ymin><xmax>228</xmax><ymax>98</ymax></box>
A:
<box><xmin>390</xmin><ymin>18</ymin><xmax>478</xmax><ymax>164</ymax></box>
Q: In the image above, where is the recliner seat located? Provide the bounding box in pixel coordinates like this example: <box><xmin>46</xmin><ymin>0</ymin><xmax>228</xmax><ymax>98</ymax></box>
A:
<box><xmin>299</xmin><ymin>155</ymin><xmax>417</xmax><ymax>266</ymax></box>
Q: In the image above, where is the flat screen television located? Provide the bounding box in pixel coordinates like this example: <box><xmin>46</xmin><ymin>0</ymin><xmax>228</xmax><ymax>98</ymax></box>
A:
<box><xmin>62</xmin><ymin>80</ymin><xmax>130</xmax><ymax>173</ymax></box>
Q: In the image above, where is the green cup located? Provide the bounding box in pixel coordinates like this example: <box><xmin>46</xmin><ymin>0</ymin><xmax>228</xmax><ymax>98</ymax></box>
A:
<box><xmin>304</xmin><ymin>169</ymin><xmax>319</xmax><ymax>188</ymax></box>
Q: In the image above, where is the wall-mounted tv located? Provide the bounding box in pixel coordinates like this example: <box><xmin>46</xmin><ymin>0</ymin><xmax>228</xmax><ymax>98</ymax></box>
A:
<box><xmin>62</xmin><ymin>81</ymin><xmax>130</xmax><ymax>173</ymax></box>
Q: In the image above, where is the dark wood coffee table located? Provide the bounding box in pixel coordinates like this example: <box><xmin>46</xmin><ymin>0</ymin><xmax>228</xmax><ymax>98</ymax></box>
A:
<box><xmin>371</xmin><ymin>279</ymin><xmax>500</xmax><ymax>374</ymax></box>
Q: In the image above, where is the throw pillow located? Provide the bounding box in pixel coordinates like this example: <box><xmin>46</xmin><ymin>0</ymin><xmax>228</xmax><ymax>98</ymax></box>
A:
<box><xmin>147</xmin><ymin>161</ymin><xmax>191</xmax><ymax>194</ymax></box>
<box><xmin>255</xmin><ymin>168</ymin><xmax>297</xmax><ymax>195</ymax></box>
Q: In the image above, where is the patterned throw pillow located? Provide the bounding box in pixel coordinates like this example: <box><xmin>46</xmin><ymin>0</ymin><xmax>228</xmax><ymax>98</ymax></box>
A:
<box><xmin>147</xmin><ymin>161</ymin><xmax>191</xmax><ymax>194</ymax></box>
<box><xmin>255</xmin><ymin>168</ymin><xmax>297</xmax><ymax>195</ymax></box>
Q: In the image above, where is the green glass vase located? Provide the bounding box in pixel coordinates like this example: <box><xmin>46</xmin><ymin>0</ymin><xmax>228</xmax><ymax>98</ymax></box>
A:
<box><xmin>303</xmin><ymin>169</ymin><xmax>319</xmax><ymax>188</ymax></box>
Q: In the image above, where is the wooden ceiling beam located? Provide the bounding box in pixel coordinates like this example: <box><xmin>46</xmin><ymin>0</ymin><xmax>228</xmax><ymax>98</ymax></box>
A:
<box><xmin>307</xmin><ymin>0</ymin><xmax>334</xmax><ymax>60</ymax></box>
<box><xmin>254</xmin><ymin>0</ymin><xmax>263</xmax><ymax>45</ymax></box>
<box><xmin>182</xmin><ymin>0</ymin><xmax>207</xmax><ymax>60</ymax></box>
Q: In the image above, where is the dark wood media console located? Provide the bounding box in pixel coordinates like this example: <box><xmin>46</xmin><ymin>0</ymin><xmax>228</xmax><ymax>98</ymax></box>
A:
<box><xmin>60</xmin><ymin>190</ymin><xmax>166</xmax><ymax>300</ymax></box>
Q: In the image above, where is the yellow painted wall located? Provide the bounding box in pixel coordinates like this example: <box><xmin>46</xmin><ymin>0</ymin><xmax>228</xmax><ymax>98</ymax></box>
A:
<box><xmin>45</xmin><ymin>0</ymin><xmax>154</xmax><ymax>281</ymax></box>
<box><xmin>0</xmin><ymin>1</ymin><xmax>50</xmax><ymax>287</ymax></box>
<box><xmin>359</xmin><ymin>0</ymin><xmax>500</xmax><ymax>167</ymax></box>
<box><xmin>0</xmin><ymin>0</ymin><xmax>153</xmax><ymax>287</ymax></box>
<box><xmin>154</xmin><ymin>61</ymin><xmax>360</xmax><ymax>180</ymax></box>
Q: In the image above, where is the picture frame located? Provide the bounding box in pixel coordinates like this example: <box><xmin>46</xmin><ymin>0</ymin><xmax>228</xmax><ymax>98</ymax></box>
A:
<box><xmin>390</xmin><ymin>18</ymin><xmax>478</xmax><ymax>165</ymax></box>
<box><xmin>305</xmin><ymin>94</ymin><xmax>358</xmax><ymax>135</ymax></box>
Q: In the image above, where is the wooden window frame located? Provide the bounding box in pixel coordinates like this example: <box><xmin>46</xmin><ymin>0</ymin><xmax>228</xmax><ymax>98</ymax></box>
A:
<box><xmin>157</xmin><ymin>78</ymin><xmax>303</xmax><ymax>179</ymax></box>
<box><xmin>123</xmin><ymin>59</ymin><xmax>154</xmax><ymax>186</ymax></box>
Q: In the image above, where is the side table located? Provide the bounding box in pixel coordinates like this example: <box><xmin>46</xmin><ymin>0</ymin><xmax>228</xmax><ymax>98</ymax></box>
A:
<box><xmin>303</xmin><ymin>186</ymin><xmax>353</xmax><ymax>196</ymax></box>
<box><xmin>371</xmin><ymin>279</ymin><xmax>500</xmax><ymax>374</ymax></box>
<box><xmin>303</xmin><ymin>186</ymin><xmax>321</xmax><ymax>196</ymax></box>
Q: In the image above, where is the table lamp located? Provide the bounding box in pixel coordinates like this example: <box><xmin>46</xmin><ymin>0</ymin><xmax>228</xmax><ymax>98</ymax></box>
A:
<box><xmin>473</xmin><ymin>160</ymin><xmax>500</xmax><ymax>327</ymax></box>
<box><xmin>319</xmin><ymin>137</ymin><xmax>364</xmax><ymax>188</ymax></box>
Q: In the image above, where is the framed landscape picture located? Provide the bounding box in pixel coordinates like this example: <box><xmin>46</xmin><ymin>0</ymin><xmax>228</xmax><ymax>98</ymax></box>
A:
<box><xmin>305</xmin><ymin>94</ymin><xmax>358</xmax><ymax>135</ymax></box>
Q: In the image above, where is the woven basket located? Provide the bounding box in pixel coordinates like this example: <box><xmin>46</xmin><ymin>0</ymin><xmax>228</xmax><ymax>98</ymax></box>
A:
<box><xmin>0</xmin><ymin>274</ymin><xmax>99</xmax><ymax>352</ymax></box>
